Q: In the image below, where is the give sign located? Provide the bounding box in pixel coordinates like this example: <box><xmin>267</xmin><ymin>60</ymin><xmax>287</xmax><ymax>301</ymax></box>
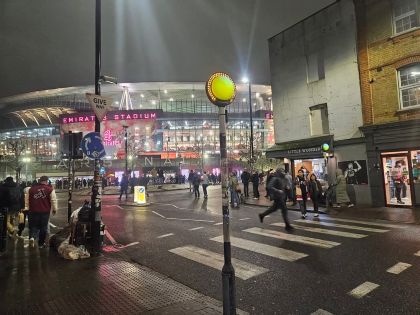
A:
<box><xmin>86</xmin><ymin>93</ymin><xmax>113</xmax><ymax>121</ymax></box>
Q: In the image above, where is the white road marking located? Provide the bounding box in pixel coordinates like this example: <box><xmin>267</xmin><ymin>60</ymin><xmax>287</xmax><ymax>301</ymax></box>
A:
<box><xmin>415</xmin><ymin>250</ymin><xmax>420</xmax><ymax>256</ymax></box>
<box><xmin>123</xmin><ymin>241</ymin><xmax>140</xmax><ymax>248</ymax></box>
<box><xmin>294</xmin><ymin>219</ymin><xmax>389</xmax><ymax>233</ymax></box>
<box><xmin>348</xmin><ymin>281</ymin><xmax>379</xmax><ymax>298</ymax></box>
<box><xmin>48</xmin><ymin>222</ymin><xmax>57</xmax><ymax>228</ymax></box>
<box><xmin>244</xmin><ymin>227</ymin><xmax>340</xmax><ymax>248</ymax></box>
<box><xmin>239</xmin><ymin>218</ymin><xmax>251</xmax><ymax>221</ymax></box>
<box><xmin>189</xmin><ymin>227</ymin><xmax>204</xmax><ymax>231</ymax></box>
<box><xmin>265</xmin><ymin>215</ymin><xmax>271</xmax><ymax>218</ymax></box>
<box><xmin>211</xmin><ymin>236</ymin><xmax>307</xmax><ymax>262</ymax></box>
<box><xmin>386</xmin><ymin>262</ymin><xmax>412</xmax><ymax>274</ymax></box>
<box><xmin>271</xmin><ymin>222</ymin><xmax>367</xmax><ymax>239</ymax></box>
<box><xmin>214</xmin><ymin>222</ymin><xmax>223</xmax><ymax>225</ymax></box>
<box><xmin>116</xmin><ymin>205</ymin><xmax>123</xmax><ymax>210</ymax></box>
<box><xmin>104</xmin><ymin>230</ymin><xmax>117</xmax><ymax>245</ymax></box>
<box><xmin>157</xmin><ymin>233</ymin><xmax>174</xmax><ymax>238</ymax></box>
<box><xmin>166</xmin><ymin>218</ymin><xmax>214</xmax><ymax>223</ymax></box>
<box><xmin>152</xmin><ymin>211</ymin><xmax>166</xmax><ymax>218</ymax></box>
<box><xmin>321</xmin><ymin>217</ymin><xmax>407</xmax><ymax>229</ymax></box>
<box><xmin>169</xmin><ymin>245</ymin><xmax>268</xmax><ymax>280</ymax></box>
<box><xmin>311</xmin><ymin>309</ymin><xmax>334</xmax><ymax>315</ymax></box>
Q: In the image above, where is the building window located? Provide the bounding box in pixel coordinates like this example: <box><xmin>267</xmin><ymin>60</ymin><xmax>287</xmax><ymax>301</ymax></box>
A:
<box><xmin>398</xmin><ymin>64</ymin><xmax>420</xmax><ymax>109</ymax></box>
<box><xmin>309</xmin><ymin>104</ymin><xmax>329</xmax><ymax>136</ymax></box>
<box><xmin>306</xmin><ymin>52</ymin><xmax>325</xmax><ymax>83</ymax></box>
<box><xmin>393</xmin><ymin>0</ymin><xmax>419</xmax><ymax>34</ymax></box>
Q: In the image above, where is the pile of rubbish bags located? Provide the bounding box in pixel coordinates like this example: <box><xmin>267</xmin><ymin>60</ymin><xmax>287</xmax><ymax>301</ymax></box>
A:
<box><xmin>49</xmin><ymin>206</ymin><xmax>90</xmax><ymax>260</ymax></box>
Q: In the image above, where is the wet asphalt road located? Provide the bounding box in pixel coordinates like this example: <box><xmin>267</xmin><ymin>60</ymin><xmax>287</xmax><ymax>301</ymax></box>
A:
<box><xmin>52</xmin><ymin>186</ymin><xmax>420</xmax><ymax>315</ymax></box>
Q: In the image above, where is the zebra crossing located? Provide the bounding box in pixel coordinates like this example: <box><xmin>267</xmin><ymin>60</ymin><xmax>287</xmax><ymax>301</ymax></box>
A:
<box><xmin>168</xmin><ymin>217</ymin><xmax>408</xmax><ymax>281</ymax></box>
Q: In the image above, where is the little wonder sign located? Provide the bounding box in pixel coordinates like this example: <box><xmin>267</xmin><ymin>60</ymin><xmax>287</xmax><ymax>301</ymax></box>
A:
<box><xmin>86</xmin><ymin>93</ymin><xmax>113</xmax><ymax>121</ymax></box>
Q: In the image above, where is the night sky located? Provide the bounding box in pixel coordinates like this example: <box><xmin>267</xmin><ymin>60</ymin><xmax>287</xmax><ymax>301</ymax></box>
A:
<box><xmin>0</xmin><ymin>0</ymin><xmax>334</xmax><ymax>98</ymax></box>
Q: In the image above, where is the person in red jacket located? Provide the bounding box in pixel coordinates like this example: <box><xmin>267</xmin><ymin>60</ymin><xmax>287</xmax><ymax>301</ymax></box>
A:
<box><xmin>28</xmin><ymin>176</ymin><xmax>58</xmax><ymax>248</ymax></box>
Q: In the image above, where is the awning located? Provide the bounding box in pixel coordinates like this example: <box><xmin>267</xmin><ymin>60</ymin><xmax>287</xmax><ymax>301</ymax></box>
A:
<box><xmin>266</xmin><ymin>135</ymin><xmax>333</xmax><ymax>159</ymax></box>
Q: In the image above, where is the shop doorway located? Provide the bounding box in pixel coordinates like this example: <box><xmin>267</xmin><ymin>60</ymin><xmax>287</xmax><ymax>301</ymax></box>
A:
<box><xmin>381</xmin><ymin>153</ymin><xmax>412</xmax><ymax>206</ymax></box>
<box><xmin>293</xmin><ymin>158</ymin><xmax>327</xmax><ymax>181</ymax></box>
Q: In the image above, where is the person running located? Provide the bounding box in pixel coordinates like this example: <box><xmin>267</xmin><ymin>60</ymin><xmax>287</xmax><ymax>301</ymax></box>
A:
<box><xmin>308</xmin><ymin>173</ymin><xmax>323</xmax><ymax>217</ymax></box>
<box><xmin>295</xmin><ymin>169</ymin><xmax>308</xmax><ymax>219</ymax></box>
<box><xmin>28</xmin><ymin>176</ymin><xmax>58</xmax><ymax>248</ymax></box>
<box><xmin>251</xmin><ymin>170</ymin><xmax>260</xmax><ymax>199</ymax></box>
<box><xmin>202</xmin><ymin>171</ymin><xmax>209</xmax><ymax>198</ymax></box>
<box><xmin>240</xmin><ymin>168</ymin><xmax>250</xmax><ymax>198</ymax></box>
<box><xmin>258</xmin><ymin>168</ymin><xmax>293</xmax><ymax>231</ymax></box>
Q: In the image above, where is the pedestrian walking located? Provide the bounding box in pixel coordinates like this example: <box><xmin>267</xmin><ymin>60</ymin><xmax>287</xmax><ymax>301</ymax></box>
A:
<box><xmin>308</xmin><ymin>173</ymin><xmax>323</xmax><ymax>217</ymax></box>
<box><xmin>240</xmin><ymin>168</ymin><xmax>250</xmax><ymax>198</ymax></box>
<box><xmin>335</xmin><ymin>169</ymin><xmax>354</xmax><ymax>207</ymax></box>
<box><xmin>18</xmin><ymin>181</ymin><xmax>35</xmax><ymax>238</ymax></box>
<box><xmin>0</xmin><ymin>177</ymin><xmax>24</xmax><ymax>238</ymax></box>
<box><xmin>229</xmin><ymin>171</ymin><xmax>240</xmax><ymax>207</ymax></box>
<box><xmin>188</xmin><ymin>170</ymin><xmax>194</xmax><ymax>192</ymax></box>
<box><xmin>251</xmin><ymin>170</ymin><xmax>260</xmax><ymax>199</ymax></box>
<box><xmin>201</xmin><ymin>171</ymin><xmax>209</xmax><ymax>198</ymax></box>
<box><xmin>28</xmin><ymin>176</ymin><xmax>58</xmax><ymax>248</ymax></box>
<box><xmin>295</xmin><ymin>169</ymin><xmax>308</xmax><ymax>218</ymax></box>
<box><xmin>265</xmin><ymin>169</ymin><xmax>274</xmax><ymax>198</ymax></box>
<box><xmin>285</xmin><ymin>170</ymin><xmax>296</xmax><ymax>205</ymax></box>
<box><xmin>258</xmin><ymin>168</ymin><xmax>293</xmax><ymax>231</ymax></box>
<box><xmin>119</xmin><ymin>173</ymin><xmax>129</xmax><ymax>200</ymax></box>
<box><xmin>192</xmin><ymin>171</ymin><xmax>201</xmax><ymax>198</ymax></box>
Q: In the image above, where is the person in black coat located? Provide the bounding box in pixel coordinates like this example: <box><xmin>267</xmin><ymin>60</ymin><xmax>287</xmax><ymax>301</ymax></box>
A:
<box><xmin>251</xmin><ymin>170</ymin><xmax>260</xmax><ymax>199</ymax></box>
<box><xmin>308</xmin><ymin>174</ymin><xmax>323</xmax><ymax>217</ymax></box>
<box><xmin>240</xmin><ymin>169</ymin><xmax>251</xmax><ymax>198</ymax></box>
<box><xmin>258</xmin><ymin>168</ymin><xmax>293</xmax><ymax>231</ymax></box>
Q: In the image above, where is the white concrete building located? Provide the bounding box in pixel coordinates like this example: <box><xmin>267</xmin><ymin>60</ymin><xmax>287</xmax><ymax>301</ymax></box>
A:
<box><xmin>267</xmin><ymin>0</ymin><xmax>371</xmax><ymax>205</ymax></box>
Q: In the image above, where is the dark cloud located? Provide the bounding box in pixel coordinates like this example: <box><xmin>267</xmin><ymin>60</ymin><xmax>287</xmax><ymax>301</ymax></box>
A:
<box><xmin>0</xmin><ymin>0</ymin><xmax>334</xmax><ymax>98</ymax></box>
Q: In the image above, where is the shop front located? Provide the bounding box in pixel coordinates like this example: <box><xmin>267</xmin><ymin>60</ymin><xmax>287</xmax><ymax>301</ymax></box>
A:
<box><xmin>266</xmin><ymin>135</ymin><xmax>372</xmax><ymax>206</ymax></box>
<box><xmin>361</xmin><ymin>119</ymin><xmax>420</xmax><ymax>207</ymax></box>
<box><xmin>266</xmin><ymin>135</ymin><xmax>333</xmax><ymax>180</ymax></box>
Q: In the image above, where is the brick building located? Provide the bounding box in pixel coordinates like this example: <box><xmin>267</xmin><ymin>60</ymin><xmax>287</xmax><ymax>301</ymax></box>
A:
<box><xmin>356</xmin><ymin>0</ymin><xmax>420</xmax><ymax>206</ymax></box>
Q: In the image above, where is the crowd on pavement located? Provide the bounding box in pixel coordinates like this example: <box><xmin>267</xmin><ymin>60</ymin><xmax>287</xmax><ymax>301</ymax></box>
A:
<box><xmin>0</xmin><ymin>175</ymin><xmax>57</xmax><ymax>251</ymax></box>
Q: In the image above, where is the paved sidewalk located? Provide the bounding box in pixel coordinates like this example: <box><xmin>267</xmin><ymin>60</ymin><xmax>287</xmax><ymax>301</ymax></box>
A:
<box><xmin>0</xmin><ymin>240</ymin><xmax>247</xmax><ymax>315</ymax></box>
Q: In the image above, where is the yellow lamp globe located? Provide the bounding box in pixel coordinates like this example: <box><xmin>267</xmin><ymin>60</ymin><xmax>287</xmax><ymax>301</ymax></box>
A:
<box><xmin>211</xmin><ymin>76</ymin><xmax>235</xmax><ymax>101</ymax></box>
<box><xmin>206</xmin><ymin>72</ymin><xmax>236</xmax><ymax>107</ymax></box>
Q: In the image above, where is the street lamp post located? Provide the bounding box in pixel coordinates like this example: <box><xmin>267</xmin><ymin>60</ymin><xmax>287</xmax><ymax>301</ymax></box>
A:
<box><xmin>90</xmin><ymin>0</ymin><xmax>102</xmax><ymax>254</ymax></box>
<box><xmin>206</xmin><ymin>72</ymin><xmax>237</xmax><ymax>315</ymax></box>
<box><xmin>242</xmin><ymin>77</ymin><xmax>254</xmax><ymax>164</ymax></box>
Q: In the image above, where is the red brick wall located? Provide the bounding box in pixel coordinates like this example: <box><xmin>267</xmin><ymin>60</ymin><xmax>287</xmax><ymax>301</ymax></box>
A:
<box><xmin>355</xmin><ymin>0</ymin><xmax>420</xmax><ymax>125</ymax></box>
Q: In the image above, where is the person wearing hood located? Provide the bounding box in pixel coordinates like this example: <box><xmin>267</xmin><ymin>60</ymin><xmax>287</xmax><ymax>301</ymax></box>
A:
<box><xmin>0</xmin><ymin>177</ymin><xmax>24</xmax><ymax>238</ymax></box>
<box><xmin>336</xmin><ymin>169</ymin><xmax>354</xmax><ymax>207</ymax></box>
<box><xmin>258</xmin><ymin>168</ymin><xmax>293</xmax><ymax>232</ymax></box>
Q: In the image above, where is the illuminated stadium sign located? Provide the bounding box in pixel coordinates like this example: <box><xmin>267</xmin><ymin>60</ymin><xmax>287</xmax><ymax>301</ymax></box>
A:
<box><xmin>60</xmin><ymin>110</ymin><xmax>158</xmax><ymax>124</ymax></box>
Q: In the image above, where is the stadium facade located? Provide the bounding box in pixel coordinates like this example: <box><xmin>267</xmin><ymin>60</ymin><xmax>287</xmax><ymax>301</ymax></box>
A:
<box><xmin>0</xmin><ymin>82</ymin><xmax>273</xmax><ymax>181</ymax></box>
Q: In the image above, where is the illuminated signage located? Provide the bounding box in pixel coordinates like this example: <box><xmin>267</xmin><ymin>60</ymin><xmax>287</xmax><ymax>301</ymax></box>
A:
<box><xmin>60</xmin><ymin>110</ymin><xmax>158</xmax><ymax>124</ymax></box>
<box><xmin>103</xmin><ymin>129</ymin><xmax>122</xmax><ymax>146</ymax></box>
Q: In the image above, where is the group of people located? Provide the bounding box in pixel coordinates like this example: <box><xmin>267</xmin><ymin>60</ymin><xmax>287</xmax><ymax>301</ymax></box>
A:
<box><xmin>187</xmin><ymin>170</ymin><xmax>211</xmax><ymax>198</ymax></box>
<box><xmin>1</xmin><ymin>175</ymin><xmax>58</xmax><ymax>249</ymax></box>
